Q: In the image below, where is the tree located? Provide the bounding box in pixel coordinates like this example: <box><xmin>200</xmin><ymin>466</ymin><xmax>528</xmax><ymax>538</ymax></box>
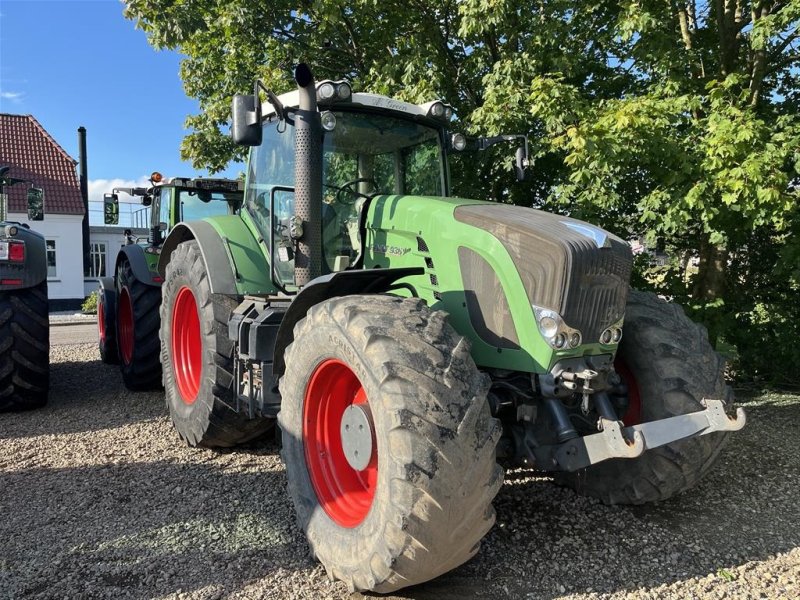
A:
<box><xmin>124</xmin><ymin>0</ymin><xmax>800</xmax><ymax>379</ymax></box>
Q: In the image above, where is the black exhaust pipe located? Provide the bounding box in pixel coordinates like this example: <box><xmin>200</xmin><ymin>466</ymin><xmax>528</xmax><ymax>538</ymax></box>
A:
<box><xmin>293</xmin><ymin>64</ymin><xmax>322</xmax><ymax>287</ymax></box>
<box><xmin>78</xmin><ymin>126</ymin><xmax>91</xmax><ymax>276</ymax></box>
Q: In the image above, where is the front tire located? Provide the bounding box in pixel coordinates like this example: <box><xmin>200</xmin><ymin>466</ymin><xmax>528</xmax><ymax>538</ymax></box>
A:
<box><xmin>116</xmin><ymin>260</ymin><xmax>161</xmax><ymax>389</ymax></box>
<box><xmin>279</xmin><ymin>295</ymin><xmax>503</xmax><ymax>593</ymax></box>
<box><xmin>555</xmin><ymin>290</ymin><xmax>733</xmax><ymax>504</ymax></box>
<box><xmin>160</xmin><ymin>240</ymin><xmax>274</xmax><ymax>447</ymax></box>
<box><xmin>0</xmin><ymin>282</ymin><xmax>50</xmax><ymax>411</ymax></box>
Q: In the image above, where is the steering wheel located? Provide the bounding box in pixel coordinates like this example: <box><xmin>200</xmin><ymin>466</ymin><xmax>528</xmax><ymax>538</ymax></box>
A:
<box><xmin>324</xmin><ymin>177</ymin><xmax>377</xmax><ymax>204</ymax></box>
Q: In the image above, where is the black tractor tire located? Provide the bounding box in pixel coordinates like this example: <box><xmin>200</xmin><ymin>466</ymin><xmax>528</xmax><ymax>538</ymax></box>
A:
<box><xmin>279</xmin><ymin>295</ymin><xmax>504</xmax><ymax>593</ymax></box>
<box><xmin>0</xmin><ymin>282</ymin><xmax>50</xmax><ymax>412</ymax></box>
<box><xmin>97</xmin><ymin>289</ymin><xmax>119</xmax><ymax>364</ymax></box>
<box><xmin>160</xmin><ymin>240</ymin><xmax>274</xmax><ymax>447</ymax></box>
<box><xmin>555</xmin><ymin>290</ymin><xmax>733</xmax><ymax>505</ymax></box>
<box><xmin>116</xmin><ymin>260</ymin><xmax>162</xmax><ymax>390</ymax></box>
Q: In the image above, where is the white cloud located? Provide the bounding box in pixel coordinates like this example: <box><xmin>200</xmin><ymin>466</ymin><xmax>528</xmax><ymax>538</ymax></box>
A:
<box><xmin>0</xmin><ymin>90</ymin><xmax>24</xmax><ymax>103</ymax></box>
<box><xmin>87</xmin><ymin>177</ymin><xmax>153</xmax><ymax>204</ymax></box>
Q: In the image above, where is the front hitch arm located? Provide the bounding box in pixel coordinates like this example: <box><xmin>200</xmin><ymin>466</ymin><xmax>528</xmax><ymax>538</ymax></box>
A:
<box><xmin>534</xmin><ymin>399</ymin><xmax>746</xmax><ymax>472</ymax></box>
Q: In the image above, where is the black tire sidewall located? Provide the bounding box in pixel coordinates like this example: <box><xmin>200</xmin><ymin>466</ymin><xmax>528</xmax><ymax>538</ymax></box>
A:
<box><xmin>160</xmin><ymin>243</ymin><xmax>216</xmax><ymax>439</ymax></box>
<box><xmin>280</xmin><ymin>317</ymin><xmax>402</xmax><ymax>563</ymax></box>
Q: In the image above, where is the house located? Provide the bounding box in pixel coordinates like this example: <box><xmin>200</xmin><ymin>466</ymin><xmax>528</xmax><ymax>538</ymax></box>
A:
<box><xmin>84</xmin><ymin>224</ymin><xmax>148</xmax><ymax>297</ymax></box>
<box><xmin>0</xmin><ymin>113</ymin><xmax>86</xmax><ymax>309</ymax></box>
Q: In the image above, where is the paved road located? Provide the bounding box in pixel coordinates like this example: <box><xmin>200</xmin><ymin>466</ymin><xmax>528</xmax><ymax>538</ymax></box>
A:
<box><xmin>50</xmin><ymin>322</ymin><xmax>98</xmax><ymax>345</ymax></box>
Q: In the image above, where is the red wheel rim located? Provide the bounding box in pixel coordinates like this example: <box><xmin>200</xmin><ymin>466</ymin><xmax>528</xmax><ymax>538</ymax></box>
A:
<box><xmin>615</xmin><ymin>357</ymin><xmax>642</xmax><ymax>426</ymax></box>
<box><xmin>303</xmin><ymin>359</ymin><xmax>377</xmax><ymax>528</ymax></box>
<box><xmin>118</xmin><ymin>288</ymin><xmax>134</xmax><ymax>365</ymax></box>
<box><xmin>171</xmin><ymin>286</ymin><xmax>202</xmax><ymax>405</ymax></box>
<box><xmin>98</xmin><ymin>296</ymin><xmax>106</xmax><ymax>343</ymax></box>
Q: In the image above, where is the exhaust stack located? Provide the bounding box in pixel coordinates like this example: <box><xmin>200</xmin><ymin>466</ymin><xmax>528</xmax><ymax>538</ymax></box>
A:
<box><xmin>78</xmin><ymin>127</ymin><xmax>90</xmax><ymax>276</ymax></box>
<box><xmin>292</xmin><ymin>64</ymin><xmax>323</xmax><ymax>287</ymax></box>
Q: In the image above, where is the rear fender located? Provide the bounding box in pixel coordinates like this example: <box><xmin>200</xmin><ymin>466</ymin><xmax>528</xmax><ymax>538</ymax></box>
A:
<box><xmin>0</xmin><ymin>225</ymin><xmax>47</xmax><ymax>290</ymax></box>
<box><xmin>158</xmin><ymin>217</ymin><xmax>274</xmax><ymax>296</ymax></box>
<box><xmin>272</xmin><ymin>267</ymin><xmax>423</xmax><ymax>375</ymax></box>
<box><xmin>115</xmin><ymin>244</ymin><xmax>160</xmax><ymax>287</ymax></box>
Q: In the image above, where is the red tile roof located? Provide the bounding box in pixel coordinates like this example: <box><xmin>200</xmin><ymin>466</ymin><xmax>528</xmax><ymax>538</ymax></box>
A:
<box><xmin>0</xmin><ymin>113</ymin><xmax>85</xmax><ymax>215</ymax></box>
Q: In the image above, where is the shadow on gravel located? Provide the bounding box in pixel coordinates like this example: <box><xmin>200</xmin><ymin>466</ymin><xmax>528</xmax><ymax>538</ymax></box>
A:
<box><xmin>0</xmin><ymin>357</ymin><xmax>163</xmax><ymax>441</ymax></box>
<box><xmin>365</xmin><ymin>394</ymin><xmax>800</xmax><ymax>600</ymax></box>
<box><xmin>0</xmin><ymin>458</ymin><xmax>309</xmax><ymax>599</ymax></box>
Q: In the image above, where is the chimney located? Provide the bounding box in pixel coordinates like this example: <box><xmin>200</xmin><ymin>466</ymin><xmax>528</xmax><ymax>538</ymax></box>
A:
<box><xmin>78</xmin><ymin>127</ymin><xmax>90</xmax><ymax>276</ymax></box>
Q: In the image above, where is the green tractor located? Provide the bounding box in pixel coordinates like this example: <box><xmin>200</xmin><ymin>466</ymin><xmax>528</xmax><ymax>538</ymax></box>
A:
<box><xmin>156</xmin><ymin>65</ymin><xmax>745</xmax><ymax>592</ymax></box>
<box><xmin>97</xmin><ymin>173</ymin><xmax>242</xmax><ymax>390</ymax></box>
<box><xmin>0</xmin><ymin>166</ymin><xmax>49</xmax><ymax>411</ymax></box>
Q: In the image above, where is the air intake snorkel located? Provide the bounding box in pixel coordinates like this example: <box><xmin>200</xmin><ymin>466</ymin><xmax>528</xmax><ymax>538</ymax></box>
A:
<box><xmin>292</xmin><ymin>64</ymin><xmax>323</xmax><ymax>287</ymax></box>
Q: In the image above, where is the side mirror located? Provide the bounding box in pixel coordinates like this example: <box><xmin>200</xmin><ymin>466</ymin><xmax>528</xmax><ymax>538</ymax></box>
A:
<box><xmin>515</xmin><ymin>146</ymin><xmax>527</xmax><ymax>182</ymax></box>
<box><xmin>232</xmin><ymin>94</ymin><xmax>263</xmax><ymax>146</ymax></box>
<box><xmin>103</xmin><ymin>193</ymin><xmax>119</xmax><ymax>225</ymax></box>
<box><xmin>27</xmin><ymin>187</ymin><xmax>44</xmax><ymax>221</ymax></box>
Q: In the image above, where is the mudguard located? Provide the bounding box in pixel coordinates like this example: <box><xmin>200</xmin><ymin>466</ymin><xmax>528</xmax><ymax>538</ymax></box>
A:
<box><xmin>272</xmin><ymin>267</ymin><xmax>423</xmax><ymax>375</ymax></box>
<box><xmin>158</xmin><ymin>218</ymin><xmax>273</xmax><ymax>297</ymax></box>
<box><xmin>115</xmin><ymin>244</ymin><xmax>160</xmax><ymax>287</ymax></box>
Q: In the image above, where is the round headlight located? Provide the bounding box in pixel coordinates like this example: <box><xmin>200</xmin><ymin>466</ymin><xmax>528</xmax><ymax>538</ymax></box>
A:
<box><xmin>431</xmin><ymin>102</ymin><xmax>445</xmax><ymax>118</ymax></box>
<box><xmin>554</xmin><ymin>333</ymin><xmax>567</xmax><ymax>349</ymax></box>
<box><xmin>318</xmin><ymin>82</ymin><xmax>336</xmax><ymax>100</ymax></box>
<box><xmin>600</xmin><ymin>329</ymin><xmax>613</xmax><ymax>344</ymax></box>
<box><xmin>569</xmin><ymin>332</ymin><xmax>581</xmax><ymax>348</ymax></box>
<box><xmin>7</xmin><ymin>225</ymin><xmax>18</xmax><ymax>236</ymax></box>
<box><xmin>612</xmin><ymin>328</ymin><xmax>623</xmax><ymax>343</ymax></box>
<box><xmin>444</xmin><ymin>106</ymin><xmax>453</xmax><ymax>119</ymax></box>
<box><xmin>336</xmin><ymin>82</ymin><xmax>351</xmax><ymax>100</ymax></box>
<box><xmin>539</xmin><ymin>316</ymin><xmax>558</xmax><ymax>338</ymax></box>
<box><xmin>320</xmin><ymin>111</ymin><xmax>337</xmax><ymax>131</ymax></box>
<box><xmin>451</xmin><ymin>133</ymin><xmax>467</xmax><ymax>151</ymax></box>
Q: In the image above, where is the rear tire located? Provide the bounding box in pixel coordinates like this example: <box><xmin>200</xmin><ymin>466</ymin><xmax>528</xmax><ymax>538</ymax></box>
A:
<box><xmin>116</xmin><ymin>260</ymin><xmax>162</xmax><ymax>390</ymax></box>
<box><xmin>555</xmin><ymin>290</ymin><xmax>733</xmax><ymax>504</ymax></box>
<box><xmin>0</xmin><ymin>282</ymin><xmax>49</xmax><ymax>412</ymax></box>
<box><xmin>279</xmin><ymin>295</ymin><xmax>503</xmax><ymax>592</ymax></box>
<box><xmin>160</xmin><ymin>240</ymin><xmax>274</xmax><ymax>447</ymax></box>
<box><xmin>98</xmin><ymin>288</ymin><xmax>119</xmax><ymax>364</ymax></box>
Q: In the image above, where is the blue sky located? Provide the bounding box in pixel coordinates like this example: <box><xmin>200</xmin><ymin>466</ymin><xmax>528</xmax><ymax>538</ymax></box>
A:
<box><xmin>0</xmin><ymin>0</ymin><xmax>240</xmax><ymax>220</ymax></box>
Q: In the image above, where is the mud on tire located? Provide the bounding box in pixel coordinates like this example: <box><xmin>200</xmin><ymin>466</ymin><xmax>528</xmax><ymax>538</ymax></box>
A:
<box><xmin>556</xmin><ymin>290</ymin><xmax>733</xmax><ymax>505</ymax></box>
<box><xmin>279</xmin><ymin>295</ymin><xmax>504</xmax><ymax>593</ymax></box>
<box><xmin>0</xmin><ymin>282</ymin><xmax>49</xmax><ymax>411</ymax></box>
<box><xmin>116</xmin><ymin>260</ymin><xmax>161</xmax><ymax>389</ymax></box>
<box><xmin>160</xmin><ymin>240</ymin><xmax>274</xmax><ymax>447</ymax></box>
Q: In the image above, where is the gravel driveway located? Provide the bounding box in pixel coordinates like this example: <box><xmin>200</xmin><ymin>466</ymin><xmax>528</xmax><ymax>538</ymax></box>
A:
<box><xmin>1</xmin><ymin>342</ymin><xmax>798</xmax><ymax>599</ymax></box>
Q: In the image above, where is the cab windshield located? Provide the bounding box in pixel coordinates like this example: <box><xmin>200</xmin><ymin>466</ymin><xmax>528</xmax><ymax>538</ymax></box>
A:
<box><xmin>245</xmin><ymin>110</ymin><xmax>446</xmax><ymax>288</ymax></box>
<box><xmin>177</xmin><ymin>189</ymin><xmax>241</xmax><ymax>222</ymax></box>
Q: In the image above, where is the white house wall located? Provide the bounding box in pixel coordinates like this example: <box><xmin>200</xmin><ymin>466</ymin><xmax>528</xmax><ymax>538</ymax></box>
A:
<box><xmin>8</xmin><ymin>211</ymin><xmax>85</xmax><ymax>301</ymax></box>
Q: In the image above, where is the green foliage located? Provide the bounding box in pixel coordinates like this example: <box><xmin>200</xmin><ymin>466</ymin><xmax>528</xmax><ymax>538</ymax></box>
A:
<box><xmin>81</xmin><ymin>291</ymin><xmax>99</xmax><ymax>315</ymax></box>
<box><xmin>123</xmin><ymin>0</ymin><xmax>800</xmax><ymax>383</ymax></box>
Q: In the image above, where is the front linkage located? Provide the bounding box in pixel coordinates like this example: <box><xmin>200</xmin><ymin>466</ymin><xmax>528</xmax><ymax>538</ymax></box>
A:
<box><xmin>522</xmin><ymin>357</ymin><xmax>745</xmax><ymax>472</ymax></box>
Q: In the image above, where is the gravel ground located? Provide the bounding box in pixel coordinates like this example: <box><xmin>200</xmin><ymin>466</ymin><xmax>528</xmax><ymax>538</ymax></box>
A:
<box><xmin>1</xmin><ymin>343</ymin><xmax>798</xmax><ymax>599</ymax></box>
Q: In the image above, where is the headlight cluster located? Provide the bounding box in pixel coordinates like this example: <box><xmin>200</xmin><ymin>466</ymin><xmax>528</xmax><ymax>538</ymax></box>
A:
<box><xmin>316</xmin><ymin>80</ymin><xmax>352</xmax><ymax>103</ymax></box>
<box><xmin>421</xmin><ymin>100</ymin><xmax>454</xmax><ymax>121</ymax></box>
<box><xmin>599</xmin><ymin>319</ymin><xmax>624</xmax><ymax>345</ymax></box>
<box><xmin>533</xmin><ymin>306</ymin><xmax>583</xmax><ymax>350</ymax></box>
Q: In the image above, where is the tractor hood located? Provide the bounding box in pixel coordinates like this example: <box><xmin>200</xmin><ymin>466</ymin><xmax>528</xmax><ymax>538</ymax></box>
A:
<box><xmin>364</xmin><ymin>195</ymin><xmax>633</xmax><ymax>373</ymax></box>
<box><xmin>453</xmin><ymin>203</ymin><xmax>633</xmax><ymax>343</ymax></box>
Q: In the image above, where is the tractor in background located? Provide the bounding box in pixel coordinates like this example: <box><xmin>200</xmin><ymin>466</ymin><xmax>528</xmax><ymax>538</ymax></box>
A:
<box><xmin>0</xmin><ymin>166</ymin><xmax>49</xmax><ymax>411</ymax></box>
<box><xmin>154</xmin><ymin>65</ymin><xmax>745</xmax><ymax>592</ymax></box>
<box><xmin>97</xmin><ymin>173</ymin><xmax>242</xmax><ymax>390</ymax></box>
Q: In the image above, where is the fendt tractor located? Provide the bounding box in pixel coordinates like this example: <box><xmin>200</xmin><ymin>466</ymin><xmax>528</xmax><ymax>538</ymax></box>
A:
<box><xmin>96</xmin><ymin>173</ymin><xmax>242</xmax><ymax>390</ymax></box>
<box><xmin>154</xmin><ymin>65</ymin><xmax>746</xmax><ymax>592</ymax></box>
<box><xmin>0</xmin><ymin>166</ymin><xmax>49</xmax><ymax>411</ymax></box>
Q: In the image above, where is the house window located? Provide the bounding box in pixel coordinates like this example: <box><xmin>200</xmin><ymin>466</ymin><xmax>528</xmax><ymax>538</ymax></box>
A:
<box><xmin>46</xmin><ymin>239</ymin><xmax>57</xmax><ymax>278</ymax></box>
<box><xmin>89</xmin><ymin>242</ymin><xmax>106</xmax><ymax>277</ymax></box>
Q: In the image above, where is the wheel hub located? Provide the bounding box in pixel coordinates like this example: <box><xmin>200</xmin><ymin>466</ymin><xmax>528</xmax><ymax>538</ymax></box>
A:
<box><xmin>340</xmin><ymin>404</ymin><xmax>374</xmax><ymax>471</ymax></box>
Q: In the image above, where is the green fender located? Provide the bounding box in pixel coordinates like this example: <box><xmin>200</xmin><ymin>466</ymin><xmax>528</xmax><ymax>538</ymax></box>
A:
<box><xmin>158</xmin><ymin>216</ymin><xmax>276</xmax><ymax>296</ymax></box>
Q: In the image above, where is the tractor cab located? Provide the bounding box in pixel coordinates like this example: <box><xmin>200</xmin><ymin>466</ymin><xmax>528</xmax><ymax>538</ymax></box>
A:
<box><xmin>241</xmin><ymin>90</ymin><xmax>459</xmax><ymax>291</ymax></box>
